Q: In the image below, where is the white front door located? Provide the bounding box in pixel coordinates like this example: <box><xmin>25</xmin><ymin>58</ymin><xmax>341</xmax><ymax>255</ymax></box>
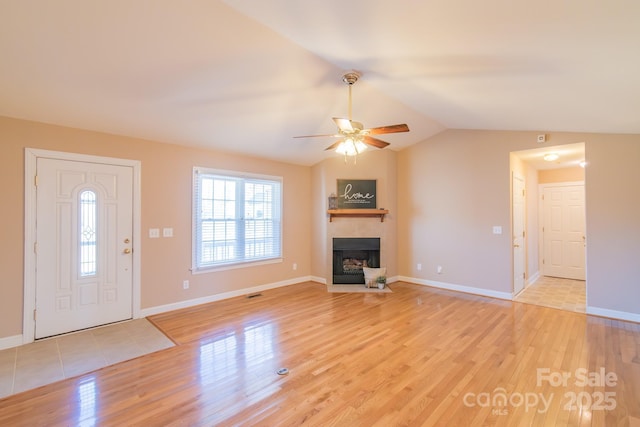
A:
<box><xmin>512</xmin><ymin>175</ymin><xmax>526</xmax><ymax>295</ymax></box>
<box><xmin>35</xmin><ymin>158</ymin><xmax>134</xmax><ymax>339</ymax></box>
<box><xmin>542</xmin><ymin>184</ymin><xmax>586</xmax><ymax>280</ymax></box>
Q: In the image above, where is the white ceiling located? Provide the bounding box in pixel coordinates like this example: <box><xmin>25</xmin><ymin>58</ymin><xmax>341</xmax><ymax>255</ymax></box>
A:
<box><xmin>0</xmin><ymin>1</ymin><xmax>638</xmax><ymax>166</ymax></box>
<box><xmin>514</xmin><ymin>142</ymin><xmax>585</xmax><ymax>170</ymax></box>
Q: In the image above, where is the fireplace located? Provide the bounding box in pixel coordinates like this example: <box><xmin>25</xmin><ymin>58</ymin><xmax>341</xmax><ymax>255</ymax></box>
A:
<box><xmin>332</xmin><ymin>238</ymin><xmax>380</xmax><ymax>284</ymax></box>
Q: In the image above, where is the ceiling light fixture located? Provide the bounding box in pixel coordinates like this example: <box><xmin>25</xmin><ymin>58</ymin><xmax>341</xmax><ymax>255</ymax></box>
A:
<box><xmin>543</xmin><ymin>153</ymin><xmax>559</xmax><ymax>162</ymax></box>
<box><xmin>335</xmin><ymin>137</ymin><xmax>368</xmax><ymax>157</ymax></box>
<box><xmin>579</xmin><ymin>160</ymin><xmax>587</xmax><ymax>168</ymax></box>
<box><xmin>293</xmin><ymin>72</ymin><xmax>409</xmax><ymax>164</ymax></box>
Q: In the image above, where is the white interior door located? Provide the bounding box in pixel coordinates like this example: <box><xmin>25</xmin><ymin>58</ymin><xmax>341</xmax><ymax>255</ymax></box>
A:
<box><xmin>542</xmin><ymin>184</ymin><xmax>585</xmax><ymax>280</ymax></box>
<box><xmin>35</xmin><ymin>158</ymin><xmax>134</xmax><ymax>339</ymax></box>
<box><xmin>512</xmin><ymin>175</ymin><xmax>526</xmax><ymax>294</ymax></box>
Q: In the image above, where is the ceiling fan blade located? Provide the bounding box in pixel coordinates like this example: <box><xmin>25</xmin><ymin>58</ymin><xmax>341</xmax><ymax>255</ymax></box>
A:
<box><xmin>367</xmin><ymin>123</ymin><xmax>410</xmax><ymax>135</ymax></box>
<box><xmin>363</xmin><ymin>136</ymin><xmax>391</xmax><ymax>149</ymax></box>
<box><xmin>333</xmin><ymin>117</ymin><xmax>353</xmax><ymax>132</ymax></box>
<box><xmin>324</xmin><ymin>139</ymin><xmax>345</xmax><ymax>151</ymax></box>
<box><xmin>293</xmin><ymin>133</ymin><xmax>340</xmax><ymax>139</ymax></box>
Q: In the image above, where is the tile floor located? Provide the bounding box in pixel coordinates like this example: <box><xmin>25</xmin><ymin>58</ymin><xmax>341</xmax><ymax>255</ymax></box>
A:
<box><xmin>0</xmin><ymin>318</ymin><xmax>174</xmax><ymax>399</ymax></box>
<box><xmin>514</xmin><ymin>275</ymin><xmax>586</xmax><ymax>313</ymax></box>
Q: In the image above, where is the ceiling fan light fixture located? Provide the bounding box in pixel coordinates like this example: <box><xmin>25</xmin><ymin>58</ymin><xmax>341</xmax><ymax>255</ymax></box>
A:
<box><xmin>335</xmin><ymin>138</ymin><xmax>367</xmax><ymax>156</ymax></box>
<box><xmin>293</xmin><ymin>71</ymin><xmax>409</xmax><ymax>160</ymax></box>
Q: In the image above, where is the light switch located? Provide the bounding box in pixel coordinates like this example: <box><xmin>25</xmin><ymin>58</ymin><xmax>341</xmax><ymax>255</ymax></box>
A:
<box><xmin>163</xmin><ymin>227</ymin><xmax>173</xmax><ymax>238</ymax></box>
<box><xmin>149</xmin><ymin>228</ymin><xmax>160</xmax><ymax>238</ymax></box>
<box><xmin>492</xmin><ymin>226</ymin><xmax>502</xmax><ymax>235</ymax></box>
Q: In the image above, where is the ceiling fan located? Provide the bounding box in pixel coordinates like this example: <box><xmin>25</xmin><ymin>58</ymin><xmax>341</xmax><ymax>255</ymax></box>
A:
<box><xmin>294</xmin><ymin>72</ymin><xmax>409</xmax><ymax>158</ymax></box>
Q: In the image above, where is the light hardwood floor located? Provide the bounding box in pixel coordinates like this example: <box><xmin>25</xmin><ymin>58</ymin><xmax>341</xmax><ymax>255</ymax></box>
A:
<box><xmin>0</xmin><ymin>281</ymin><xmax>638</xmax><ymax>426</ymax></box>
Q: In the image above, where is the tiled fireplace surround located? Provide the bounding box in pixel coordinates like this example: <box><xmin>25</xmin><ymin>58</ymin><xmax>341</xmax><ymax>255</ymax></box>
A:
<box><xmin>326</xmin><ymin>217</ymin><xmax>392</xmax><ymax>285</ymax></box>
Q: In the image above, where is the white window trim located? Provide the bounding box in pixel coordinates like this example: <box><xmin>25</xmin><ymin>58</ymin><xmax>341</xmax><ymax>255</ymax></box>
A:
<box><xmin>192</xmin><ymin>167</ymin><xmax>283</xmax><ymax>273</ymax></box>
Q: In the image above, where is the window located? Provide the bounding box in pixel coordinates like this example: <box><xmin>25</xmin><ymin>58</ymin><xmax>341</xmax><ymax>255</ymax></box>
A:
<box><xmin>193</xmin><ymin>167</ymin><xmax>282</xmax><ymax>272</ymax></box>
<box><xmin>79</xmin><ymin>189</ymin><xmax>97</xmax><ymax>276</ymax></box>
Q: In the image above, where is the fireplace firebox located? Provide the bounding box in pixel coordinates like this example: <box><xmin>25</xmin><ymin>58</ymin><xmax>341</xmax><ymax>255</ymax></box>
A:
<box><xmin>332</xmin><ymin>238</ymin><xmax>380</xmax><ymax>284</ymax></box>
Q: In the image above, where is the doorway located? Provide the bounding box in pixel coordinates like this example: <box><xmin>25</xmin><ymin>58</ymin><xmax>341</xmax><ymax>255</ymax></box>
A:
<box><xmin>510</xmin><ymin>142</ymin><xmax>586</xmax><ymax>312</ymax></box>
<box><xmin>24</xmin><ymin>149</ymin><xmax>142</xmax><ymax>342</ymax></box>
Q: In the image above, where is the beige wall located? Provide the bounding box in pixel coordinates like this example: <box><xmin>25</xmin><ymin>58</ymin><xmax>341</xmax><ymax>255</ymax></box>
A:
<box><xmin>539</xmin><ymin>166</ymin><xmax>584</xmax><ymax>183</ymax></box>
<box><xmin>398</xmin><ymin>129</ymin><xmax>640</xmax><ymax>317</ymax></box>
<box><xmin>585</xmin><ymin>139</ymin><xmax>640</xmax><ymax>315</ymax></box>
<box><xmin>0</xmin><ymin>116</ymin><xmax>311</xmax><ymax>339</ymax></box>
<box><xmin>397</xmin><ymin>130</ymin><xmax>512</xmax><ymax>293</ymax></box>
<box><xmin>2</xmin><ymin>116</ymin><xmax>639</xmax><ymax>340</ymax></box>
<box><xmin>524</xmin><ymin>164</ymin><xmax>540</xmax><ymax>279</ymax></box>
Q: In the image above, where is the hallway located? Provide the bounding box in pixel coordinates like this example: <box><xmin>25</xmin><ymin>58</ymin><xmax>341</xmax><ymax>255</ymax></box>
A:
<box><xmin>514</xmin><ymin>276</ymin><xmax>586</xmax><ymax>313</ymax></box>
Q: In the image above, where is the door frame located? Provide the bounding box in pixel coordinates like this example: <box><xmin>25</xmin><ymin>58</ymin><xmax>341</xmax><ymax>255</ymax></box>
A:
<box><xmin>512</xmin><ymin>173</ymin><xmax>526</xmax><ymax>296</ymax></box>
<box><xmin>538</xmin><ymin>180</ymin><xmax>585</xmax><ymax>280</ymax></box>
<box><xmin>24</xmin><ymin>148</ymin><xmax>142</xmax><ymax>344</ymax></box>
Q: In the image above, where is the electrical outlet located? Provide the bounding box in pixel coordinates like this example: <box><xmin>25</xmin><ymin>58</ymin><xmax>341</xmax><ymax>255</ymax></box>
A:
<box><xmin>163</xmin><ymin>227</ymin><xmax>173</xmax><ymax>238</ymax></box>
<box><xmin>417</xmin><ymin>263</ymin><xmax>422</xmax><ymax>271</ymax></box>
<box><xmin>293</xmin><ymin>263</ymin><xmax>297</xmax><ymax>270</ymax></box>
<box><xmin>183</xmin><ymin>280</ymin><xmax>189</xmax><ymax>289</ymax></box>
<box><xmin>149</xmin><ymin>228</ymin><xmax>160</xmax><ymax>238</ymax></box>
<box><xmin>437</xmin><ymin>265</ymin><xmax>443</xmax><ymax>274</ymax></box>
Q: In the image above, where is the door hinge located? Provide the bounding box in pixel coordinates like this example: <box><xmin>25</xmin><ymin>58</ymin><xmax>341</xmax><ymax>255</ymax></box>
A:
<box><xmin>523</xmin><ymin>272</ymin><xmax>526</xmax><ymax>279</ymax></box>
<box><xmin>33</xmin><ymin>309</ymin><xmax>36</xmax><ymax>321</ymax></box>
<box><xmin>34</xmin><ymin>175</ymin><xmax>38</xmax><ymax>187</ymax></box>
<box><xmin>522</xmin><ymin>189</ymin><xmax>525</xmax><ymax>197</ymax></box>
<box><xmin>522</xmin><ymin>230</ymin><xmax>525</xmax><ymax>238</ymax></box>
<box><xmin>34</xmin><ymin>242</ymin><xmax>38</xmax><ymax>254</ymax></box>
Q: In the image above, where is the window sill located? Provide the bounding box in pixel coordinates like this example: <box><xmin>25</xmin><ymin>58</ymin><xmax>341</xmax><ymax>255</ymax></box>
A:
<box><xmin>192</xmin><ymin>257</ymin><xmax>283</xmax><ymax>274</ymax></box>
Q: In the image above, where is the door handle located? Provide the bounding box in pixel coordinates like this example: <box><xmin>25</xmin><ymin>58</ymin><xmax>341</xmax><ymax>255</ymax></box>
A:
<box><xmin>123</xmin><ymin>248</ymin><xmax>132</xmax><ymax>254</ymax></box>
<box><xmin>513</xmin><ymin>244</ymin><xmax>520</xmax><ymax>248</ymax></box>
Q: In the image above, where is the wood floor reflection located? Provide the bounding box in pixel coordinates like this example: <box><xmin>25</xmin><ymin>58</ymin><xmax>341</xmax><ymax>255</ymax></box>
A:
<box><xmin>0</xmin><ymin>281</ymin><xmax>638</xmax><ymax>426</ymax></box>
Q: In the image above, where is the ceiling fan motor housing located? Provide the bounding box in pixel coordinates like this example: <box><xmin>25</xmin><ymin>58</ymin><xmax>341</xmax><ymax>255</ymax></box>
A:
<box><xmin>342</xmin><ymin>72</ymin><xmax>359</xmax><ymax>85</ymax></box>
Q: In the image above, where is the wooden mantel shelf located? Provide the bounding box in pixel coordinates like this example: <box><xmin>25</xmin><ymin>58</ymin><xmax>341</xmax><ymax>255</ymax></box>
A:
<box><xmin>327</xmin><ymin>209</ymin><xmax>389</xmax><ymax>222</ymax></box>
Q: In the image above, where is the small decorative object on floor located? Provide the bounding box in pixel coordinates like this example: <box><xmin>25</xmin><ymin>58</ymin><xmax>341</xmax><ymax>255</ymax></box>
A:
<box><xmin>363</xmin><ymin>266</ymin><xmax>386</xmax><ymax>288</ymax></box>
<box><xmin>376</xmin><ymin>276</ymin><xmax>387</xmax><ymax>289</ymax></box>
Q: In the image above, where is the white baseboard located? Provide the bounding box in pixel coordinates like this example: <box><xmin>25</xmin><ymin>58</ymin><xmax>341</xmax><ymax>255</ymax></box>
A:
<box><xmin>526</xmin><ymin>271</ymin><xmax>540</xmax><ymax>286</ymax></box>
<box><xmin>310</xmin><ymin>275</ymin><xmax>327</xmax><ymax>284</ymax></box>
<box><xmin>397</xmin><ymin>276</ymin><xmax>512</xmax><ymax>301</ymax></box>
<box><xmin>0</xmin><ymin>334</ymin><xmax>24</xmax><ymax>351</ymax></box>
<box><xmin>140</xmin><ymin>276</ymin><xmax>312</xmax><ymax>317</ymax></box>
<box><xmin>586</xmin><ymin>306</ymin><xmax>640</xmax><ymax>323</ymax></box>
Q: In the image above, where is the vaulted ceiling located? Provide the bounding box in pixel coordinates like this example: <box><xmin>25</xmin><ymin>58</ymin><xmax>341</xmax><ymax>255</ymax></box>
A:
<box><xmin>1</xmin><ymin>1</ymin><xmax>638</xmax><ymax>165</ymax></box>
